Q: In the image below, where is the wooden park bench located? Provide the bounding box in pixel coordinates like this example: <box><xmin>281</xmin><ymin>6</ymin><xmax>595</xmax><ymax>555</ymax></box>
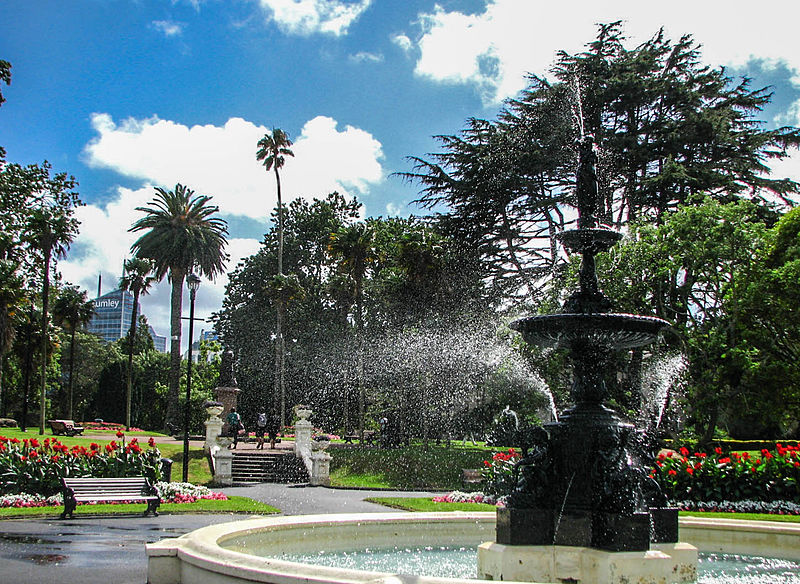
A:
<box><xmin>60</xmin><ymin>476</ymin><xmax>160</xmax><ymax>519</ymax></box>
<box><xmin>461</xmin><ymin>468</ymin><xmax>484</xmax><ymax>489</ymax></box>
<box><xmin>49</xmin><ymin>419</ymin><xmax>84</xmax><ymax>436</ymax></box>
<box><xmin>343</xmin><ymin>430</ymin><xmax>377</xmax><ymax>445</ymax></box>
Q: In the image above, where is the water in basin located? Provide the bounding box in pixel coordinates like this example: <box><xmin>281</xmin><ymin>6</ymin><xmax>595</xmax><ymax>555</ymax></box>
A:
<box><xmin>279</xmin><ymin>546</ymin><xmax>800</xmax><ymax>583</ymax></box>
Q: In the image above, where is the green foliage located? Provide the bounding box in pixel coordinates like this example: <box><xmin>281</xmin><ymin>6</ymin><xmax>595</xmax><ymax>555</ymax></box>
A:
<box><xmin>653</xmin><ymin>444</ymin><xmax>800</xmax><ymax>503</ymax></box>
<box><xmin>329</xmin><ymin>445</ymin><xmax>490</xmax><ymax>490</ymax></box>
<box><xmin>480</xmin><ymin>448</ymin><xmax>520</xmax><ymax>497</ymax></box>
<box><xmin>402</xmin><ymin>22</ymin><xmax>800</xmax><ymax>308</ymax></box>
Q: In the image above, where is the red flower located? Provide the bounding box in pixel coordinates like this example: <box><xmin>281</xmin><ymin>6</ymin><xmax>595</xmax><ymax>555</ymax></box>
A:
<box><xmin>715</xmin><ymin>447</ymin><xmax>723</xmax><ymax>455</ymax></box>
<box><xmin>148</xmin><ymin>437</ymin><xmax>156</xmax><ymax>448</ymax></box>
<box><xmin>686</xmin><ymin>467</ymin><xmax>693</xmax><ymax>475</ymax></box>
<box><xmin>105</xmin><ymin>444</ymin><xmax>114</xmax><ymax>453</ymax></box>
<box><xmin>483</xmin><ymin>460</ymin><xmax>491</xmax><ymax>467</ymax></box>
<box><xmin>668</xmin><ymin>469</ymin><xmax>677</xmax><ymax>476</ymax></box>
<box><xmin>30</xmin><ymin>438</ymin><xmax>39</xmax><ymax>448</ymax></box>
<box><xmin>51</xmin><ymin>454</ymin><xmax>59</xmax><ymax>462</ymax></box>
<box><xmin>679</xmin><ymin>447</ymin><xmax>689</xmax><ymax>457</ymax></box>
<box><xmin>719</xmin><ymin>457</ymin><xmax>731</xmax><ymax>464</ymax></box>
<box><xmin>90</xmin><ymin>443</ymin><xmax>100</xmax><ymax>451</ymax></box>
<box><xmin>116</xmin><ymin>431</ymin><xmax>125</xmax><ymax>438</ymax></box>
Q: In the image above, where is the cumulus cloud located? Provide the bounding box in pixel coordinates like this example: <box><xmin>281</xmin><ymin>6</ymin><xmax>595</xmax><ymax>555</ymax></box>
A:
<box><xmin>151</xmin><ymin>20</ymin><xmax>185</xmax><ymax>37</ymax></box>
<box><xmin>349</xmin><ymin>51</ymin><xmax>384</xmax><ymax>64</ymax></box>
<box><xmin>84</xmin><ymin>113</ymin><xmax>385</xmax><ymax>221</ymax></box>
<box><xmin>76</xmin><ymin>113</ymin><xmax>384</xmax><ymax>340</ymax></box>
<box><xmin>256</xmin><ymin>0</ymin><xmax>371</xmax><ymax>36</ymax></box>
<box><xmin>391</xmin><ymin>33</ymin><xmax>413</xmax><ymax>53</ymax></box>
<box><xmin>410</xmin><ymin>0</ymin><xmax>800</xmax><ymax>104</ymax></box>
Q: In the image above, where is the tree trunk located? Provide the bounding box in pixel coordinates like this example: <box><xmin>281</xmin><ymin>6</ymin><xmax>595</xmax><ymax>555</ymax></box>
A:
<box><xmin>274</xmin><ymin>165</ymin><xmax>286</xmax><ymax>428</ymax></box>
<box><xmin>126</xmin><ymin>290</ymin><xmax>140</xmax><ymax>430</ymax></box>
<box><xmin>67</xmin><ymin>327</ymin><xmax>76</xmax><ymax>420</ymax></box>
<box><xmin>165</xmin><ymin>269</ymin><xmax>185</xmax><ymax>431</ymax></box>
<box><xmin>39</xmin><ymin>249</ymin><xmax>51</xmax><ymax>435</ymax></box>
<box><xmin>356</xmin><ymin>278</ymin><xmax>365</xmax><ymax>441</ymax></box>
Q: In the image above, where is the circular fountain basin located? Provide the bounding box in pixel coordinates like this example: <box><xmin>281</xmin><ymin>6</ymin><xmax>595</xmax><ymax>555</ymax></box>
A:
<box><xmin>146</xmin><ymin>512</ymin><xmax>800</xmax><ymax>584</ymax></box>
<box><xmin>511</xmin><ymin>312</ymin><xmax>669</xmax><ymax>350</ymax></box>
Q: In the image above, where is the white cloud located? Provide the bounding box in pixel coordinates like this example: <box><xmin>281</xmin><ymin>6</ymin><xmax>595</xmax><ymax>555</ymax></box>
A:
<box><xmin>76</xmin><ymin>113</ymin><xmax>385</xmax><ymax>342</ymax></box>
<box><xmin>84</xmin><ymin>113</ymin><xmax>385</xmax><ymax>221</ymax></box>
<box><xmin>391</xmin><ymin>33</ymin><xmax>412</xmax><ymax>53</ymax></box>
<box><xmin>151</xmin><ymin>20</ymin><xmax>185</xmax><ymax>37</ymax></box>
<box><xmin>256</xmin><ymin>0</ymin><xmax>371</xmax><ymax>36</ymax></box>
<box><xmin>349</xmin><ymin>51</ymin><xmax>383</xmax><ymax>64</ymax></box>
<box><xmin>410</xmin><ymin>0</ymin><xmax>800</xmax><ymax>104</ymax></box>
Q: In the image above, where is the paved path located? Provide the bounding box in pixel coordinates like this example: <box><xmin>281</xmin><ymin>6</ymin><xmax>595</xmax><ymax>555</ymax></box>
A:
<box><xmin>0</xmin><ymin>483</ymin><xmax>443</xmax><ymax>584</ymax></box>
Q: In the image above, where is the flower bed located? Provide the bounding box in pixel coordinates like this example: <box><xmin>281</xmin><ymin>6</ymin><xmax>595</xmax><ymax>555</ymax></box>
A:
<box><xmin>0</xmin><ymin>433</ymin><xmax>163</xmax><ymax>496</ymax></box>
<box><xmin>432</xmin><ymin>490</ymin><xmax>505</xmax><ymax>506</ymax></box>
<box><xmin>0</xmin><ymin>482</ymin><xmax>227</xmax><ymax>508</ymax></box>
<box><xmin>81</xmin><ymin>421</ymin><xmax>144</xmax><ymax>432</ymax></box>
<box><xmin>652</xmin><ymin>444</ymin><xmax>800</xmax><ymax>503</ymax></box>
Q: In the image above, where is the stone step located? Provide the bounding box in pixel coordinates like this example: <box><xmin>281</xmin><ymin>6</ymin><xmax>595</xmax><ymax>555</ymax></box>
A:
<box><xmin>230</xmin><ymin>451</ymin><xmax>308</xmax><ymax>484</ymax></box>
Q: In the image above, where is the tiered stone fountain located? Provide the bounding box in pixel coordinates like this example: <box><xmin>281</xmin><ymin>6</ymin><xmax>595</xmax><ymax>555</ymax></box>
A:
<box><xmin>477</xmin><ymin>136</ymin><xmax>697</xmax><ymax>583</ymax></box>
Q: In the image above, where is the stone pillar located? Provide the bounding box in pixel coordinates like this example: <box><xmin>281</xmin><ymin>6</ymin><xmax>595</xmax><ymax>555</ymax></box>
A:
<box><xmin>294</xmin><ymin>407</ymin><xmax>313</xmax><ymax>455</ymax></box>
<box><xmin>212</xmin><ymin>437</ymin><xmax>234</xmax><ymax>486</ymax></box>
<box><xmin>311</xmin><ymin>452</ymin><xmax>332</xmax><ymax>486</ymax></box>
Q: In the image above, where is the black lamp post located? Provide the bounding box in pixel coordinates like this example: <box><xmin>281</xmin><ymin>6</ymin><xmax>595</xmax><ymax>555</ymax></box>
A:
<box><xmin>182</xmin><ymin>273</ymin><xmax>201</xmax><ymax>483</ymax></box>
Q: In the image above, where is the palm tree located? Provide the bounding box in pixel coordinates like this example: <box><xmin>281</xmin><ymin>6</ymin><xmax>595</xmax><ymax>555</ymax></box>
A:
<box><xmin>52</xmin><ymin>285</ymin><xmax>94</xmax><ymax>420</ymax></box>
<box><xmin>256</xmin><ymin>129</ymin><xmax>294</xmax><ymax>427</ymax></box>
<box><xmin>329</xmin><ymin>222</ymin><xmax>377</xmax><ymax>440</ymax></box>
<box><xmin>25</xmin><ymin>206</ymin><xmax>78</xmax><ymax>434</ymax></box>
<box><xmin>119</xmin><ymin>257</ymin><xmax>157</xmax><ymax>430</ymax></box>
<box><xmin>129</xmin><ymin>184</ymin><xmax>228</xmax><ymax>430</ymax></box>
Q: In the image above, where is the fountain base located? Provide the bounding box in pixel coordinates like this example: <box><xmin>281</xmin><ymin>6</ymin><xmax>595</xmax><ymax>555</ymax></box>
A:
<box><xmin>477</xmin><ymin>541</ymin><xmax>698</xmax><ymax>584</ymax></box>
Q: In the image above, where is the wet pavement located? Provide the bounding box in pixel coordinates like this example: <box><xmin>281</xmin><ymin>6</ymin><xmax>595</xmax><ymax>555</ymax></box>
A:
<box><xmin>0</xmin><ymin>483</ymin><xmax>444</xmax><ymax>584</ymax></box>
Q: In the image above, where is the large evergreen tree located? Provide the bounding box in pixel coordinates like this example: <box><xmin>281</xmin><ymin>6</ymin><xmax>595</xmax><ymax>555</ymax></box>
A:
<box><xmin>402</xmin><ymin>22</ymin><xmax>800</xmax><ymax>308</ymax></box>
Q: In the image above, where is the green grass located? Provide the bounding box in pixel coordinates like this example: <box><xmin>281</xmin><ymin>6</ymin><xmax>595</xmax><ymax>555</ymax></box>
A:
<box><xmin>0</xmin><ymin>495</ymin><xmax>279</xmax><ymax>519</ymax></box>
<box><xmin>330</xmin><ymin>470</ymin><xmax>394</xmax><ymax>489</ymax></box>
<box><xmin>366</xmin><ymin>497</ymin><xmax>800</xmax><ymax>523</ymax></box>
<box><xmin>366</xmin><ymin>496</ymin><xmax>496</xmax><ymax>512</ymax></box>
<box><xmin>680</xmin><ymin>511</ymin><xmax>800</xmax><ymax>523</ymax></box>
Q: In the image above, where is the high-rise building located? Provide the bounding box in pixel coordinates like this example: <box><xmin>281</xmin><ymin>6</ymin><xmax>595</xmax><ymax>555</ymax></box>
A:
<box><xmin>87</xmin><ymin>289</ymin><xmax>166</xmax><ymax>351</ymax></box>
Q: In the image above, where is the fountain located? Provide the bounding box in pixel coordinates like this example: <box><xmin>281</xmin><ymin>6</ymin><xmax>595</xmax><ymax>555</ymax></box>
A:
<box><xmin>477</xmin><ymin>135</ymin><xmax>696</xmax><ymax>583</ymax></box>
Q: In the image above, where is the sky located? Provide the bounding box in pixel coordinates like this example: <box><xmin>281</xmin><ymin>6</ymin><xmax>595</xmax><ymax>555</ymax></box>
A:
<box><xmin>2</xmin><ymin>0</ymin><xmax>800</xmax><ymax>349</ymax></box>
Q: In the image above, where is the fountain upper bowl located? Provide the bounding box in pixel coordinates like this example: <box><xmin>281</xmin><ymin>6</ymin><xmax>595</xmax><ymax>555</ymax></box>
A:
<box><xmin>511</xmin><ymin>312</ymin><xmax>670</xmax><ymax>350</ymax></box>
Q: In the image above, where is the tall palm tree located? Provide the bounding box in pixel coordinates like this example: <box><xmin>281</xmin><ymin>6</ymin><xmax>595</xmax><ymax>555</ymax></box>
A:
<box><xmin>129</xmin><ymin>184</ymin><xmax>228</xmax><ymax>430</ymax></box>
<box><xmin>256</xmin><ymin>129</ymin><xmax>294</xmax><ymax>427</ymax></box>
<box><xmin>329</xmin><ymin>222</ymin><xmax>377</xmax><ymax>439</ymax></box>
<box><xmin>119</xmin><ymin>257</ymin><xmax>157</xmax><ymax>430</ymax></box>
<box><xmin>25</xmin><ymin>206</ymin><xmax>77</xmax><ymax>434</ymax></box>
<box><xmin>52</xmin><ymin>285</ymin><xmax>94</xmax><ymax>420</ymax></box>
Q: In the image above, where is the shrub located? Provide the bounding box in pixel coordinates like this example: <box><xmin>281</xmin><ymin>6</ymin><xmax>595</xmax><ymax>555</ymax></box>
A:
<box><xmin>481</xmin><ymin>448</ymin><xmax>521</xmax><ymax>497</ymax></box>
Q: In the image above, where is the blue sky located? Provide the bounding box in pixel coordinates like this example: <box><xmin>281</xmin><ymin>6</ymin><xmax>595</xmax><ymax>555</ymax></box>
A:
<box><xmin>2</xmin><ymin>0</ymin><xmax>800</xmax><ymax>345</ymax></box>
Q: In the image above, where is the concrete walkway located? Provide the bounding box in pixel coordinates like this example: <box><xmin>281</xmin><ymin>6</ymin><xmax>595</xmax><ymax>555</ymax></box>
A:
<box><xmin>0</xmin><ymin>483</ymin><xmax>443</xmax><ymax>584</ymax></box>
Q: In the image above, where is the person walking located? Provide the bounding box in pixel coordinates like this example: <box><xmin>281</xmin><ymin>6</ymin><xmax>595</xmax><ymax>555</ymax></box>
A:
<box><xmin>226</xmin><ymin>407</ymin><xmax>242</xmax><ymax>449</ymax></box>
<box><xmin>256</xmin><ymin>411</ymin><xmax>268</xmax><ymax>449</ymax></box>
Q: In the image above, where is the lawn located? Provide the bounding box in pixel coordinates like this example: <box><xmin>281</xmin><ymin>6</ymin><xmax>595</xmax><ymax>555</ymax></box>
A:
<box><xmin>0</xmin><ymin>495</ymin><xmax>279</xmax><ymax>519</ymax></box>
<box><xmin>367</xmin><ymin>497</ymin><xmax>800</xmax><ymax>523</ymax></box>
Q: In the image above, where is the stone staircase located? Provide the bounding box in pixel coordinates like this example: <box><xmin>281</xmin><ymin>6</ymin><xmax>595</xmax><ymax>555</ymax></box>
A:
<box><xmin>230</xmin><ymin>450</ymin><xmax>309</xmax><ymax>484</ymax></box>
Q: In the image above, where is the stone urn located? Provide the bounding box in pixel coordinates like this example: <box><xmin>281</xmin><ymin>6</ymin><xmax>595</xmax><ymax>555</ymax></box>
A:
<box><xmin>312</xmin><ymin>436</ymin><xmax>331</xmax><ymax>452</ymax></box>
<box><xmin>204</xmin><ymin>401</ymin><xmax>224</xmax><ymax>420</ymax></box>
<box><xmin>296</xmin><ymin>408</ymin><xmax>312</xmax><ymax>421</ymax></box>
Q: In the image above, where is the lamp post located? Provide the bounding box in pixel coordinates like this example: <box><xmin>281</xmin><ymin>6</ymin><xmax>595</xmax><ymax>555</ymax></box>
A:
<box><xmin>183</xmin><ymin>273</ymin><xmax>201</xmax><ymax>483</ymax></box>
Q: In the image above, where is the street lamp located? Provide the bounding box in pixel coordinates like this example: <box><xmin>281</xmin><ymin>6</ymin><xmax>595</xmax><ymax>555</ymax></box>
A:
<box><xmin>183</xmin><ymin>273</ymin><xmax>201</xmax><ymax>483</ymax></box>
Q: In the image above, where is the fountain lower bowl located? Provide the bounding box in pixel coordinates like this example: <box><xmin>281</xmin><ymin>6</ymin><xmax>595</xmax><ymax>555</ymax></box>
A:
<box><xmin>511</xmin><ymin>312</ymin><xmax>670</xmax><ymax>350</ymax></box>
<box><xmin>147</xmin><ymin>512</ymin><xmax>800</xmax><ymax>584</ymax></box>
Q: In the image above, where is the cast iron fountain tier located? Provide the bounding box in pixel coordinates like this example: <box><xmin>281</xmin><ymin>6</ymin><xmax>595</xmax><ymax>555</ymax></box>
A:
<box><xmin>500</xmin><ymin>136</ymin><xmax>678</xmax><ymax>552</ymax></box>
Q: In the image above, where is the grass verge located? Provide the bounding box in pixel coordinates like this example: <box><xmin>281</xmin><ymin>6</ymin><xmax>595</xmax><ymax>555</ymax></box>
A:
<box><xmin>0</xmin><ymin>495</ymin><xmax>279</xmax><ymax>519</ymax></box>
<box><xmin>368</xmin><ymin>497</ymin><xmax>800</xmax><ymax>523</ymax></box>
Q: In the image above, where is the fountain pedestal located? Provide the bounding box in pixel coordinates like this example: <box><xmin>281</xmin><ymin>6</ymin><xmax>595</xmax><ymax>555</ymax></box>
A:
<box><xmin>478</xmin><ymin>541</ymin><xmax>697</xmax><ymax>584</ymax></box>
